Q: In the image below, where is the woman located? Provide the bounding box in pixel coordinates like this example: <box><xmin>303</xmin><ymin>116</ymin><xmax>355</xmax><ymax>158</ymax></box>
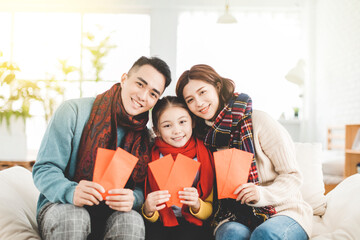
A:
<box><xmin>176</xmin><ymin>64</ymin><xmax>312</xmax><ymax>240</ymax></box>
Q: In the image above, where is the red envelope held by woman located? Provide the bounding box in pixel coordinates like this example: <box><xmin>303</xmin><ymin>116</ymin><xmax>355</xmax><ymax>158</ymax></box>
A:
<box><xmin>214</xmin><ymin>148</ymin><xmax>253</xmax><ymax>199</ymax></box>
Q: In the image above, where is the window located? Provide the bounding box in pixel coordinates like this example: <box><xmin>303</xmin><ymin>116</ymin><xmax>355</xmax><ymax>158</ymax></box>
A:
<box><xmin>0</xmin><ymin>12</ymin><xmax>150</xmax><ymax>154</ymax></box>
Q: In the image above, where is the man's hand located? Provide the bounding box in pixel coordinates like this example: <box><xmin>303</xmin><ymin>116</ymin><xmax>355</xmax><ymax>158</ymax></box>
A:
<box><xmin>105</xmin><ymin>188</ymin><xmax>135</xmax><ymax>212</ymax></box>
<box><xmin>73</xmin><ymin>180</ymin><xmax>105</xmax><ymax>207</ymax></box>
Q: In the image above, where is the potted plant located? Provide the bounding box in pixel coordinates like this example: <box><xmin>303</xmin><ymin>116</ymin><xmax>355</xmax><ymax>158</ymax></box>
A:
<box><xmin>0</xmin><ymin>60</ymin><xmax>43</xmax><ymax>129</ymax></box>
<box><xmin>293</xmin><ymin>107</ymin><xmax>299</xmax><ymax>118</ymax></box>
<box><xmin>0</xmin><ymin>51</ymin><xmax>65</xmax><ymax>160</ymax></box>
<box><xmin>0</xmin><ymin>52</ymin><xmax>44</xmax><ymax>160</ymax></box>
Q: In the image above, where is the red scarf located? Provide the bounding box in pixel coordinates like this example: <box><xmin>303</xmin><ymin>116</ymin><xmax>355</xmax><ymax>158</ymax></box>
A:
<box><xmin>146</xmin><ymin>137</ymin><xmax>214</xmax><ymax>227</ymax></box>
<box><xmin>74</xmin><ymin>83</ymin><xmax>151</xmax><ymax>187</ymax></box>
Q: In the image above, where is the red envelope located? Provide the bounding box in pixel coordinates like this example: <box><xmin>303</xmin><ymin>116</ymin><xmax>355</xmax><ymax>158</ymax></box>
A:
<box><xmin>148</xmin><ymin>154</ymin><xmax>174</xmax><ymax>190</ymax></box>
<box><xmin>164</xmin><ymin>154</ymin><xmax>200</xmax><ymax>207</ymax></box>
<box><xmin>93</xmin><ymin>147</ymin><xmax>139</xmax><ymax>199</ymax></box>
<box><xmin>148</xmin><ymin>153</ymin><xmax>200</xmax><ymax>208</ymax></box>
<box><xmin>214</xmin><ymin>148</ymin><xmax>253</xmax><ymax>199</ymax></box>
<box><xmin>213</xmin><ymin>149</ymin><xmax>232</xmax><ymax>199</ymax></box>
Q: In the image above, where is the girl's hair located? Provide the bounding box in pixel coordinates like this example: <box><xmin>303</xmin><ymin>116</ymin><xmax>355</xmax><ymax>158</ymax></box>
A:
<box><xmin>151</xmin><ymin>96</ymin><xmax>192</xmax><ymax>133</ymax></box>
<box><xmin>176</xmin><ymin>64</ymin><xmax>235</xmax><ymax>111</ymax></box>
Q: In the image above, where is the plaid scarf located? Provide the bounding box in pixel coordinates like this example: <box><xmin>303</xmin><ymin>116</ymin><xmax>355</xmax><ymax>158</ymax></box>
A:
<box><xmin>73</xmin><ymin>83</ymin><xmax>151</xmax><ymax>187</ymax></box>
<box><xmin>204</xmin><ymin>93</ymin><xmax>276</xmax><ymax>230</ymax></box>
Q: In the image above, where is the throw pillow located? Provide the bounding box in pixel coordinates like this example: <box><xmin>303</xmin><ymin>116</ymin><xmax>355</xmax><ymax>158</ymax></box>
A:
<box><xmin>0</xmin><ymin>166</ymin><xmax>40</xmax><ymax>240</ymax></box>
<box><xmin>294</xmin><ymin>142</ymin><xmax>327</xmax><ymax>216</ymax></box>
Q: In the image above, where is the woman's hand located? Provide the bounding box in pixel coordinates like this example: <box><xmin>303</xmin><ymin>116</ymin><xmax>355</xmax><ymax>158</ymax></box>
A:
<box><xmin>105</xmin><ymin>188</ymin><xmax>135</xmax><ymax>212</ymax></box>
<box><xmin>73</xmin><ymin>180</ymin><xmax>105</xmax><ymax>207</ymax></box>
<box><xmin>179</xmin><ymin>187</ymin><xmax>200</xmax><ymax>213</ymax></box>
<box><xmin>143</xmin><ymin>190</ymin><xmax>171</xmax><ymax>217</ymax></box>
<box><xmin>234</xmin><ymin>183</ymin><xmax>260</xmax><ymax>204</ymax></box>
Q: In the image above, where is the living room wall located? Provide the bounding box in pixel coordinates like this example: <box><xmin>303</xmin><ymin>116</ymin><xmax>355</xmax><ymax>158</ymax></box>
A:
<box><xmin>2</xmin><ymin>0</ymin><xmax>358</xmax><ymax>156</ymax></box>
<box><xmin>312</xmin><ymin>0</ymin><xmax>360</xmax><ymax>143</ymax></box>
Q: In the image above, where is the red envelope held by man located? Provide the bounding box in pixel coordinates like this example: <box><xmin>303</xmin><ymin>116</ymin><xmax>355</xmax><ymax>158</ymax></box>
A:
<box><xmin>148</xmin><ymin>153</ymin><xmax>200</xmax><ymax>207</ymax></box>
<box><xmin>214</xmin><ymin>148</ymin><xmax>254</xmax><ymax>199</ymax></box>
<box><xmin>93</xmin><ymin>147</ymin><xmax>139</xmax><ymax>199</ymax></box>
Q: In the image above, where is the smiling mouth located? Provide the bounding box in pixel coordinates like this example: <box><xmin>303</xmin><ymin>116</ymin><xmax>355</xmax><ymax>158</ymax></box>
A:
<box><xmin>199</xmin><ymin>105</ymin><xmax>210</xmax><ymax>114</ymax></box>
<box><xmin>131</xmin><ymin>98</ymin><xmax>143</xmax><ymax>108</ymax></box>
<box><xmin>172</xmin><ymin>136</ymin><xmax>184</xmax><ymax>141</ymax></box>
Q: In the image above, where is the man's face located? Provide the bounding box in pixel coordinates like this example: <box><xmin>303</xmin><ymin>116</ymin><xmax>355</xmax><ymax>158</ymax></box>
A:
<box><xmin>121</xmin><ymin>64</ymin><xmax>166</xmax><ymax>117</ymax></box>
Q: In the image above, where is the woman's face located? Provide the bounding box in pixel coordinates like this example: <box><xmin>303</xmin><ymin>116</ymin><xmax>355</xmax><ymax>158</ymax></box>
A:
<box><xmin>182</xmin><ymin>79</ymin><xmax>220</xmax><ymax>121</ymax></box>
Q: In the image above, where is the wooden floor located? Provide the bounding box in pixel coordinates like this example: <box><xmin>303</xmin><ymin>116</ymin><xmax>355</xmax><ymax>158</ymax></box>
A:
<box><xmin>0</xmin><ymin>160</ymin><xmax>35</xmax><ymax>171</ymax></box>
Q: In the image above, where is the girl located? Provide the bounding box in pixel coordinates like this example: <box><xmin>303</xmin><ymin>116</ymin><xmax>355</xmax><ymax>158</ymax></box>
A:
<box><xmin>142</xmin><ymin>96</ymin><xmax>214</xmax><ymax>240</ymax></box>
<box><xmin>176</xmin><ymin>65</ymin><xmax>313</xmax><ymax>240</ymax></box>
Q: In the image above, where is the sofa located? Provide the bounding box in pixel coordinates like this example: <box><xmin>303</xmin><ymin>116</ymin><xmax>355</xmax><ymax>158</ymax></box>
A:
<box><xmin>0</xmin><ymin>143</ymin><xmax>359</xmax><ymax>240</ymax></box>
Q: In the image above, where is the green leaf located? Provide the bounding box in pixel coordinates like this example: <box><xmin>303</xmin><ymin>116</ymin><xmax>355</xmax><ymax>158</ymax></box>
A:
<box><xmin>3</xmin><ymin>73</ymin><xmax>16</xmax><ymax>84</ymax></box>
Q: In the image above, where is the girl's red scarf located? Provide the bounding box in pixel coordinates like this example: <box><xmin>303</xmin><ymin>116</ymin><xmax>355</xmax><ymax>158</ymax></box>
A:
<box><xmin>146</xmin><ymin>137</ymin><xmax>214</xmax><ymax>227</ymax></box>
<box><xmin>74</xmin><ymin>83</ymin><xmax>151</xmax><ymax>187</ymax></box>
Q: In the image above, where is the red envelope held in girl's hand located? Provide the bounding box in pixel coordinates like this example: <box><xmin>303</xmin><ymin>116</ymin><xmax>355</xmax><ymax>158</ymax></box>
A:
<box><xmin>93</xmin><ymin>147</ymin><xmax>138</xmax><ymax>199</ymax></box>
<box><xmin>214</xmin><ymin>148</ymin><xmax>254</xmax><ymax>199</ymax></box>
<box><xmin>148</xmin><ymin>153</ymin><xmax>200</xmax><ymax>208</ymax></box>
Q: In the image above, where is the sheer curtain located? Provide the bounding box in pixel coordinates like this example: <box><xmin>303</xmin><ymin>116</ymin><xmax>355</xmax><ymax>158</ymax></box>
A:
<box><xmin>177</xmin><ymin>10</ymin><xmax>304</xmax><ymax>120</ymax></box>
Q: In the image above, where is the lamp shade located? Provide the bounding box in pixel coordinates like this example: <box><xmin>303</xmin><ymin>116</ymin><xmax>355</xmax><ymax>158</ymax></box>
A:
<box><xmin>285</xmin><ymin>60</ymin><xmax>305</xmax><ymax>86</ymax></box>
<box><xmin>217</xmin><ymin>4</ymin><xmax>237</xmax><ymax>24</ymax></box>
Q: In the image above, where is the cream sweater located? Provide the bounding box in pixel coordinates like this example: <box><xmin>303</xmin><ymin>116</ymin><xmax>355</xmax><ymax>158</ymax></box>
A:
<box><xmin>248</xmin><ymin>110</ymin><xmax>313</xmax><ymax>236</ymax></box>
<box><xmin>206</xmin><ymin>109</ymin><xmax>313</xmax><ymax>236</ymax></box>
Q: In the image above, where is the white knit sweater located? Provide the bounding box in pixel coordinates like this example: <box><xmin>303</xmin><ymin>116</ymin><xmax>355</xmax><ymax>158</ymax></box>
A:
<box><xmin>248</xmin><ymin>110</ymin><xmax>313</xmax><ymax>236</ymax></box>
<box><xmin>206</xmin><ymin>109</ymin><xmax>313</xmax><ymax>236</ymax></box>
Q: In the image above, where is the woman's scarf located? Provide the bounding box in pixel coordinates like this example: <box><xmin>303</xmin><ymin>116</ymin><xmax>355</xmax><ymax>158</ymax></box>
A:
<box><xmin>204</xmin><ymin>93</ymin><xmax>276</xmax><ymax>230</ymax></box>
<box><xmin>73</xmin><ymin>83</ymin><xmax>151</xmax><ymax>187</ymax></box>
<box><xmin>146</xmin><ymin>137</ymin><xmax>214</xmax><ymax>227</ymax></box>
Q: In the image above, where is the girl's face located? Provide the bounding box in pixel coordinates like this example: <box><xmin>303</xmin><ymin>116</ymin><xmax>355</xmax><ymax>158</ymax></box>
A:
<box><xmin>182</xmin><ymin>79</ymin><xmax>220</xmax><ymax>121</ymax></box>
<box><xmin>156</xmin><ymin>106</ymin><xmax>193</xmax><ymax>148</ymax></box>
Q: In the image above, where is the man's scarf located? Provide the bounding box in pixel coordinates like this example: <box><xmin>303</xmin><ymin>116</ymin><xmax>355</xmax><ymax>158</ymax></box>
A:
<box><xmin>204</xmin><ymin>93</ymin><xmax>276</xmax><ymax>230</ymax></box>
<box><xmin>73</xmin><ymin>83</ymin><xmax>151</xmax><ymax>187</ymax></box>
<box><xmin>146</xmin><ymin>137</ymin><xmax>214</xmax><ymax>227</ymax></box>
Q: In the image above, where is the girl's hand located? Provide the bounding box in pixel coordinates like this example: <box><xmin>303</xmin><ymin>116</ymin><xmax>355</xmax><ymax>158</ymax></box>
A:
<box><xmin>105</xmin><ymin>188</ymin><xmax>134</xmax><ymax>212</ymax></box>
<box><xmin>143</xmin><ymin>190</ymin><xmax>171</xmax><ymax>217</ymax></box>
<box><xmin>179</xmin><ymin>187</ymin><xmax>200</xmax><ymax>213</ymax></box>
<box><xmin>234</xmin><ymin>183</ymin><xmax>260</xmax><ymax>204</ymax></box>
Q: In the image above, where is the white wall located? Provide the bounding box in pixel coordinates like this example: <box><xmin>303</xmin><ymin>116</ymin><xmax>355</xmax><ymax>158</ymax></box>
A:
<box><xmin>312</xmin><ymin>0</ymin><xmax>360</xmax><ymax>144</ymax></box>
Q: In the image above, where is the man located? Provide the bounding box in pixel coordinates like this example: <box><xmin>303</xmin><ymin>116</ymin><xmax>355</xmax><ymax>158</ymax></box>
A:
<box><xmin>33</xmin><ymin>56</ymin><xmax>172</xmax><ymax>240</ymax></box>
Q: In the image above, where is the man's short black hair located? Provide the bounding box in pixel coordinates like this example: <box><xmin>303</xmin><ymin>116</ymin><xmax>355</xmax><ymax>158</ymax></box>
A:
<box><xmin>129</xmin><ymin>56</ymin><xmax>171</xmax><ymax>88</ymax></box>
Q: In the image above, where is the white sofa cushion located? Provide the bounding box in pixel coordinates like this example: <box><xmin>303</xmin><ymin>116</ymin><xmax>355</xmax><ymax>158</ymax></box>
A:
<box><xmin>294</xmin><ymin>142</ymin><xmax>327</xmax><ymax>216</ymax></box>
<box><xmin>312</xmin><ymin>174</ymin><xmax>360</xmax><ymax>239</ymax></box>
<box><xmin>0</xmin><ymin>166</ymin><xmax>40</xmax><ymax>240</ymax></box>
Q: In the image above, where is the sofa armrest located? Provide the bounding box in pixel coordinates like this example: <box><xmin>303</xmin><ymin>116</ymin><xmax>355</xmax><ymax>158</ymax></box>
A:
<box><xmin>0</xmin><ymin>166</ymin><xmax>40</xmax><ymax>240</ymax></box>
<box><xmin>312</xmin><ymin>174</ymin><xmax>360</xmax><ymax>239</ymax></box>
